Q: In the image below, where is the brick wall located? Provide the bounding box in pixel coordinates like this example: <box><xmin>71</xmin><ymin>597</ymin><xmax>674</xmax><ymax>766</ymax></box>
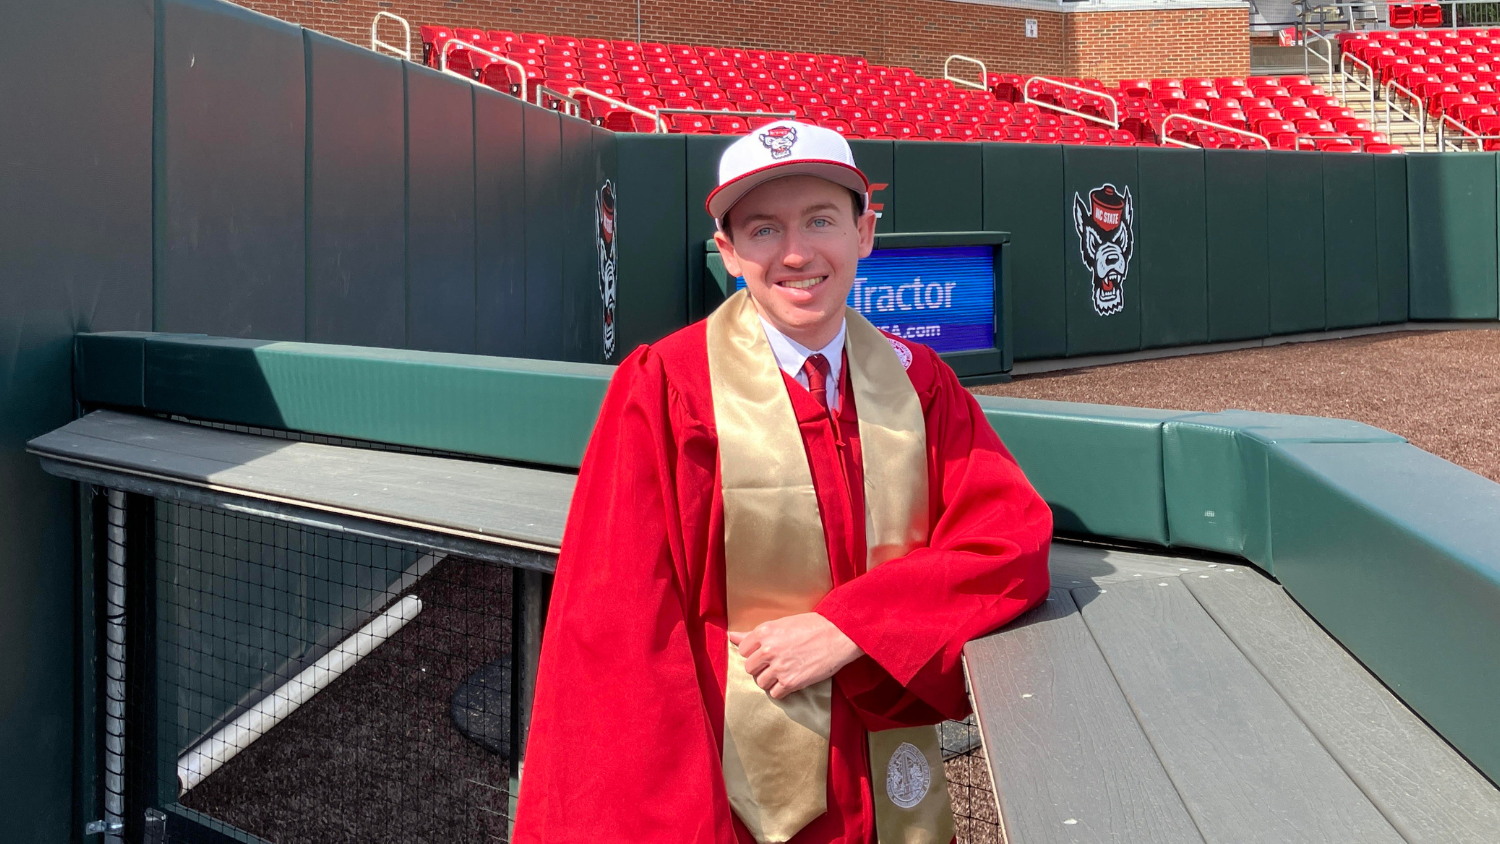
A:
<box><xmin>235</xmin><ymin>0</ymin><xmax>1246</xmax><ymax>84</ymax></box>
<box><xmin>1066</xmin><ymin>7</ymin><xmax>1251</xmax><ymax>83</ymax></box>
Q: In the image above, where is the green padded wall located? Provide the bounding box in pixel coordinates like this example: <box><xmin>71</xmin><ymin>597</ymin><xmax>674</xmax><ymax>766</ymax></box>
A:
<box><xmin>158</xmin><ymin>0</ymin><xmax>307</xmax><ymax>340</ymax></box>
<box><xmin>474</xmin><ymin>86</ymin><xmax>529</xmax><ymax>358</ymax></box>
<box><xmin>304</xmin><ymin>33</ymin><xmax>406</xmax><ymax>349</ymax></box>
<box><xmin>2</xmin><ymin>0</ymin><xmax>156</xmax><ymax>836</ymax></box>
<box><xmin>892</xmin><ymin>141</ymin><xmax>984</xmax><ymax>232</ymax></box>
<box><xmin>1323</xmin><ymin>154</ymin><xmax>1381</xmax><ymax>329</ymax></box>
<box><xmin>614</xmin><ymin>134</ymin><xmax>688</xmax><ymax>359</ymax></box>
<box><xmin>1374</xmin><ymin>154</ymin><xmax>1411</xmax><ymax>324</ymax></box>
<box><xmin>1205</xmin><ymin>150</ymin><xmax>1271</xmax><ymax>341</ymax></box>
<box><xmin>560</xmin><ymin>117</ymin><xmax>600</xmax><ymax>362</ymax></box>
<box><xmin>978</xmin><ymin>396</ymin><xmax>1180</xmax><ymax>545</ymax></box>
<box><xmin>404</xmin><ymin>64</ymin><xmax>477</xmax><ymax>354</ymax></box>
<box><xmin>686</xmin><ymin>135</ymin><xmax>736</xmax><ymax>319</ymax></box>
<box><xmin>1265</xmin><ymin>151</ymin><xmax>1326</xmax><ymax>335</ymax></box>
<box><xmin>1407</xmin><ymin>153</ymin><xmax>1499</xmax><ymax>320</ymax></box>
<box><xmin>84</xmin><ymin>334</ymin><xmax>613</xmax><ymax>469</ymax></box>
<box><xmin>1136</xmin><ymin>147</ymin><xmax>1208</xmax><ymax>348</ymax></box>
<box><xmin>1062</xmin><ymin>145</ymin><xmax>1141</xmax><ymax>356</ymax></box>
<box><xmin>1268</xmin><ymin>441</ymin><xmax>1500</xmax><ymax>783</ymax></box>
<box><xmin>848</xmin><ymin>139</ymin><xmax>895</xmax><ymax>234</ymax></box>
<box><xmin>524</xmin><ymin>108</ymin><xmax>566</xmax><ymax>359</ymax></box>
<box><xmin>985</xmin><ymin>144</ymin><xmax>1066</xmax><ymax>360</ymax></box>
<box><xmin>1161</xmin><ymin>411</ymin><xmax>1403</xmax><ymax>568</ymax></box>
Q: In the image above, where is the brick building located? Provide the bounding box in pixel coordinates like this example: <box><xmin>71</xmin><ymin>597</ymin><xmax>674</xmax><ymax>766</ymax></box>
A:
<box><xmin>235</xmin><ymin>0</ymin><xmax>1251</xmax><ymax>84</ymax></box>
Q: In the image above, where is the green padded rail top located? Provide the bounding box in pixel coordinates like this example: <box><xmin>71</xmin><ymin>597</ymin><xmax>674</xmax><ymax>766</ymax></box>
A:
<box><xmin>76</xmin><ymin>332</ymin><xmax>612</xmax><ymax>469</ymax></box>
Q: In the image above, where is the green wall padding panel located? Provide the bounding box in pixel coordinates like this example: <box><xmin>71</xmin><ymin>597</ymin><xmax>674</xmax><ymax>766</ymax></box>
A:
<box><xmin>1374</xmin><ymin>154</ymin><xmax>1411</xmax><ymax>324</ymax></box>
<box><xmin>305</xmin><ymin>33</ymin><xmax>406</xmax><ymax>349</ymax></box>
<box><xmin>892</xmin><ymin>141</ymin><xmax>983</xmax><ymax>233</ymax></box>
<box><xmin>1205</xmin><ymin>150</ymin><xmax>1271</xmax><ymax>341</ymax></box>
<box><xmin>2</xmin><ymin>0</ymin><xmax>155</xmax><ymax>834</ymax></box>
<box><xmin>559</xmin><ymin>118</ymin><xmax>601</xmax><ymax>362</ymax></box>
<box><xmin>1266</xmin><ymin>151</ymin><xmax>1326</xmax><ymax>334</ymax></box>
<box><xmin>405</xmin><ymin>64</ymin><xmax>476</xmax><ymax>353</ymax></box>
<box><xmin>1323</xmin><ymin>154</ymin><xmax>1381</xmax><ymax>329</ymax></box>
<box><xmin>984</xmin><ymin>144</ymin><xmax>1066</xmax><ymax>360</ymax></box>
<box><xmin>614</xmin><ymin>133</ymin><xmax>688</xmax><ymax>360</ymax></box>
<box><xmin>685</xmin><ymin>135</ymin><xmax>736</xmax><ymax>319</ymax></box>
<box><xmin>474</xmin><ymin>87</ymin><xmax>529</xmax><ymax>358</ymax></box>
<box><xmin>1162</xmin><ymin>411</ymin><xmax>1403</xmax><ymax>568</ymax></box>
<box><xmin>1062</xmin><ymin>145</ymin><xmax>1141</xmax><ymax>356</ymax></box>
<box><xmin>848</xmin><ymin>139</ymin><xmax>895</xmax><ymax>234</ymax></box>
<box><xmin>524</xmin><ymin>107</ymin><xmax>566</xmax><ymax>359</ymax></box>
<box><xmin>978</xmin><ymin>396</ymin><xmax>1179</xmax><ymax>545</ymax></box>
<box><xmin>108</xmin><ymin>334</ymin><xmax>612</xmax><ymax>469</ymax></box>
<box><xmin>1407</xmin><ymin>153</ymin><xmax>1499</xmax><ymax>319</ymax></box>
<box><xmin>1268</xmin><ymin>441</ymin><xmax>1500</xmax><ymax>784</ymax></box>
<box><xmin>1137</xmin><ymin>147</ymin><xmax>1208</xmax><ymax>348</ymax></box>
<box><xmin>159</xmin><ymin>0</ymin><xmax>307</xmax><ymax>340</ymax></box>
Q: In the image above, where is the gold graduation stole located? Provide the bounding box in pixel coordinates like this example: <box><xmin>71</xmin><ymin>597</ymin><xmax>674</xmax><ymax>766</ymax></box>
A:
<box><xmin>708</xmin><ymin>289</ymin><xmax>955</xmax><ymax>844</ymax></box>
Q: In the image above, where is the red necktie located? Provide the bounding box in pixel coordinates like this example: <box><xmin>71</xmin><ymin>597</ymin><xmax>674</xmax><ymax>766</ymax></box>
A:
<box><xmin>802</xmin><ymin>353</ymin><xmax>831</xmax><ymax>411</ymax></box>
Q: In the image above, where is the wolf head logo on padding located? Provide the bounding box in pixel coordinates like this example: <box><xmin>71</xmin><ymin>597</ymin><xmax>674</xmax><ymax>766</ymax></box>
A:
<box><xmin>1072</xmin><ymin>183</ymin><xmax>1135</xmax><ymax>317</ymax></box>
<box><xmin>596</xmin><ymin>179</ymin><xmax>618</xmax><ymax>360</ymax></box>
<box><xmin>759</xmin><ymin>125</ymin><xmax>798</xmax><ymax>159</ymax></box>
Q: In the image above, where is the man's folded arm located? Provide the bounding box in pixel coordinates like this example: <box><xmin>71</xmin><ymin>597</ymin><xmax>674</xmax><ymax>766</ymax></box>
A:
<box><xmin>514</xmin><ymin>348</ymin><xmax>730</xmax><ymax>844</ymax></box>
<box><xmin>817</xmin><ymin>365</ymin><xmax>1052</xmax><ymax>722</ymax></box>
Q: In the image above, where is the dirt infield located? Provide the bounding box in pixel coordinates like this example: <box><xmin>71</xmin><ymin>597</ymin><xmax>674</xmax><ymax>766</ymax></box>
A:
<box><xmin>973</xmin><ymin>329</ymin><xmax>1500</xmax><ymax>483</ymax></box>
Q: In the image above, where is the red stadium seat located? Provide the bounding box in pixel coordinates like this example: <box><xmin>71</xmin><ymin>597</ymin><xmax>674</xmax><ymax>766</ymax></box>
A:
<box><xmin>711</xmin><ymin>115</ymin><xmax>749</xmax><ymax>134</ymax></box>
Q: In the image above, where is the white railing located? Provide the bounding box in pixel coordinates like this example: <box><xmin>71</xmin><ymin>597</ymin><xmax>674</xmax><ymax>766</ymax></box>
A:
<box><xmin>1294</xmin><ymin>133</ymin><xmax>1366</xmax><ymax>150</ymax></box>
<box><xmin>1304</xmin><ymin>29</ymin><xmax>1337</xmax><ymax>78</ymax></box>
<box><xmin>1384</xmin><ymin>79</ymin><xmax>1428</xmax><ymax>151</ymax></box>
<box><xmin>534</xmin><ymin>85</ymin><xmax>583</xmax><ymax>118</ymax></box>
<box><xmin>1159</xmin><ymin>114</ymin><xmax>1272</xmax><ymax>149</ymax></box>
<box><xmin>944</xmin><ymin>55</ymin><xmax>988</xmax><ymax>92</ymax></box>
<box><xmin>568</xmin><ymin>88</ymin><xmax>668</xmax><ymax>132</ymax></box>
<box><xmin>440</xmin><ymin>39</ymin><xmax>529</xmax><ymax>102</ymax></box>
<box><xmin>1023</xmin><ymin>76</ymin><xmax>1120</xmax><ymax>128</ymax></box>
<box><xmin>370</xmin><ymin>12</ymin><xmax>411</xmax><ymax>61</ymax></box>
<box><xmin>1339</xmin><ymin>52</ymin><xmax>1380</xmax><ymax>123</ymax></box>
<box><xmin>1436</xmin><ymin>112</ymin><xmax>1500</xmax><ymax>151</ymax></box>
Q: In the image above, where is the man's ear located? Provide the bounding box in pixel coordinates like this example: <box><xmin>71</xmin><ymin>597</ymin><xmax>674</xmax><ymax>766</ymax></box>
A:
<box><xmin>856</xmin><ymin>209</ymin><xmax>877</xmax><ymax>259</ymax></box>
<box><xmin>714</xmin><ymin>229</ymin><xmax>743</xmax><ymax>279</ymax></box>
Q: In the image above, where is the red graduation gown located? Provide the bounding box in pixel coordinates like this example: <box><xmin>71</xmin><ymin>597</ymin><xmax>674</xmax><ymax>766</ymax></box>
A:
<box><xmin>513</xmin><ymin>322</ymin><xmax>1052</xmax><ymax>844</ymax></box>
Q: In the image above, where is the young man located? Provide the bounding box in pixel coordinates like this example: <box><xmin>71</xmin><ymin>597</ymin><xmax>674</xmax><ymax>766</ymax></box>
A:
<box><xmin>514</xmin><ymin>121</ymin><xmax>1051</xmax><ymax>843</ymax></box>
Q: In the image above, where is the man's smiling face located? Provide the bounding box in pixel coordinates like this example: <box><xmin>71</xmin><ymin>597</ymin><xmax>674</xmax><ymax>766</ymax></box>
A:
<box><xmin>715</xmin><ymin>175</ymin><xmax>876</xmax><ymax>349</ymax></box>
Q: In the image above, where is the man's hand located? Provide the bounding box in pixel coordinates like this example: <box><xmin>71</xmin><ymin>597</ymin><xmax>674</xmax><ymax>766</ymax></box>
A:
<box><xmin>728</xmin><ymin>613</ymin><xmax>865</xmax><ymax>700</ymax></box>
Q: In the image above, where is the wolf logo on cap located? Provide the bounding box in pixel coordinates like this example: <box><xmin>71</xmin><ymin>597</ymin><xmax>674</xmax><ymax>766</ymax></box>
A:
<box><xmin>759</xmin><ymin>125</ymin><xmax>799</xmax><ymax>159</ymax></box>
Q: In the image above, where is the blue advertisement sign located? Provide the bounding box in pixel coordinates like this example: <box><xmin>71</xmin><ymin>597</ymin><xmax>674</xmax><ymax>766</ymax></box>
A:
<box><xmin>735</xmin><ymin>245</ymin><xmax>996</xmax><ymax>354</ymax></box>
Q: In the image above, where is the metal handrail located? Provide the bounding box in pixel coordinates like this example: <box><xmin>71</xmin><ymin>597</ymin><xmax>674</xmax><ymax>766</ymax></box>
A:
<box><xmin>1305</xmin><ymin>29</ymin><xmax>1337</xmax><ymax>77</ymax></box>
<box><xmin>944</xmin><ymin>55</ymin><xmax>988</xmax><ymax>92</ymax></box>
<box><xmin>440</xmin><ymin>39</ymin><xmax>528</xmax><ymax>102</ymax></box>
<box><xmin>1339</xmin><ymin>52</ymin><xmax>1380</xmax><ymax>123</ymax></box>
<box><xmin>534</xmin><ymin>85</ymin><xmax>582</xmax><ymax>118</ymax></box>
<box><xmin>1023</xmin><ymin>76</ymin><xmax>1120</xmax><ymax>129</ymax></box>
<box><xmin>1436</xmin><ymin>111</ymin><xmax>1498</xmax><ymax>149</ymax></box>
<box><xmin>370</xmin><ymin>12</ymin><xmax>411</xmax><ymax>61</ymax></box>
<box><xmin>1384</xmin><ymin>79</ymin><xmax>1429</xmax><ymax>150</ymax></box>
<box><xmin>1294</xmin><ymin>133</ymin><xmax>1367</xmax><ymax>150</ymax></box>
<box><xmin>567</xmin><ymin>87</ymin><xmax>668</xmax><ymax>132</ymax></box>
<box><xmin>1159</xmin><ymin>114</ymin><xmax>1272</xmax><ymax>149</ymax></box>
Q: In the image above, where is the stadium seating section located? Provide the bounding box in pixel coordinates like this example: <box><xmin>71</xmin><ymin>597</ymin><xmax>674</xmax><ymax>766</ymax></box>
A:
<box><xmin>418</xmin><ymin>25</ymin><xmax>1406</xmax><ymax>152</ymax></box>
<box><xmin>1340</xmin><ymin>28</ymin><xmax>1500</xmax><ymax>149</ymax></box>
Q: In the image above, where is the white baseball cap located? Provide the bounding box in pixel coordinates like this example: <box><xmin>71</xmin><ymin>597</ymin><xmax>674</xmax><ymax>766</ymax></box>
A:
<box><xmin>706</xmin><ymin>120</ymin><xmax>870</xmax><ymax>222</ymax></box>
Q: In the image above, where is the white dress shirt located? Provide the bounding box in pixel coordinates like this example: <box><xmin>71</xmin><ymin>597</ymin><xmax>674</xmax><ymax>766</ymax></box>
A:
<box><xmin>759</xmin><ymin>315</ymin><xmax>847</xmax><ymax>412</ymax></box>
